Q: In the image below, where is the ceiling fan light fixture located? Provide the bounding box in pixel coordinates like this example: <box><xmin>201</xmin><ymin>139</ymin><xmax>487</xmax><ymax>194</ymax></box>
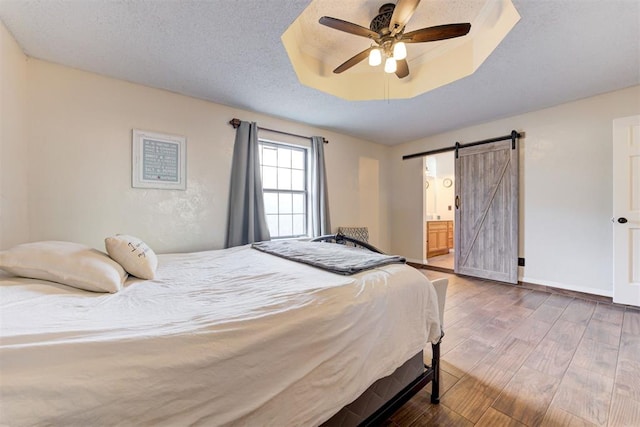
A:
<box><xmin>288</xmin><ymin>0</ymin><xmax>519</xmax><ymax>99</ymax></box>
<box><xmin>368</xmin><ymin>48</ymin><xmax>382</xmax><ymax>66</ymax></box>
<box><xmin>384</xmin><ymin>57</ymin><xmax>397</xmax><ymax>73</ymax></box>
<box><xmin>392</xmin><ymin>41</ymin><xmax>407</xmax><ymax>60</ymax></box>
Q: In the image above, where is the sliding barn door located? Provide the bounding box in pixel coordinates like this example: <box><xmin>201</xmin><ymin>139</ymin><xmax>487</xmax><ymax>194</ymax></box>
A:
<box><xmin>454</xmin><ymin>139</ymin><xmax>519</xmax><ymax>283</ymax></box>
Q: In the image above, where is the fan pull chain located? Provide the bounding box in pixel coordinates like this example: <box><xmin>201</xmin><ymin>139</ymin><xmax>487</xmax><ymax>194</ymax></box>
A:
<box><xmin>386</xmin><ymin>74</ymin><xmax>390</xmax><ymax>104</ymax></box>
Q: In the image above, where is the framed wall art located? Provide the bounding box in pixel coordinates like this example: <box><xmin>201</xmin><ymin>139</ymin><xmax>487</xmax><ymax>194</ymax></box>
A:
<box><xmin>132</xmin><ymin>129</ymin><xmax>186</xmax><ymax>190</ymax></box>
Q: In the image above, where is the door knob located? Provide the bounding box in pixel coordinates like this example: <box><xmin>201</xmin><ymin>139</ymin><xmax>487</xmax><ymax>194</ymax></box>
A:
<box><xmin>618</xmin><ymin>217</ymin><xmax>628</xmax><ymax>224</ymax></box>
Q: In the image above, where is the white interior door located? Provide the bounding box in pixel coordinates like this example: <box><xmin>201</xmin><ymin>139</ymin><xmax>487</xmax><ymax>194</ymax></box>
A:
<box><xmin>454</xmin><ymin>139</ymin><xmax>519</xmax><ymax>283</ymax></box>
<box><xmin>613</xmin><ymin>115</ymin><xmax>640</xmax><ymax>307</ymax></box>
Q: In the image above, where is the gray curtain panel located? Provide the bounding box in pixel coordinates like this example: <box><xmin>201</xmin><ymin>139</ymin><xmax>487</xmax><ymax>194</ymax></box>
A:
<box><xmin>225</xmin><ymin>121</ymin><xmax>271</xmax><ymax>248</ymax></box>
<box><xmin>310</xmin><ymin>136</ymin><xmax>331</xmax><ymax>236</ymax></box>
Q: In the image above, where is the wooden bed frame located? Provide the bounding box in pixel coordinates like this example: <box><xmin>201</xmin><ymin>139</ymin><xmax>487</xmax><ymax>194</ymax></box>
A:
<box><xmin>312</xmin><ymin>233</ymin><xmax>444</xmax><ymax>426</ymax></box>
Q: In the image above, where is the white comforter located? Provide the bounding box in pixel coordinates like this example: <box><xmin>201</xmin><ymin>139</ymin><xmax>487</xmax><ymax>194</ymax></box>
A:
<box><xmin>0</xmin><ymin>245</ymin><xmax>441</xmax><ymax>426</ymax></box>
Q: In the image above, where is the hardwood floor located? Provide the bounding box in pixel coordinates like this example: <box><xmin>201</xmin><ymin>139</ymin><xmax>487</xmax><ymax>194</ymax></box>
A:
<box><xmin>426</xmin><ymin>252</ymin><xmax>454</xmax><ymax>270</ymax></box>
<box><xmin>387</xmin><ymin>271</ymin><xmax>640</xmax><ymax>427</ymax></box>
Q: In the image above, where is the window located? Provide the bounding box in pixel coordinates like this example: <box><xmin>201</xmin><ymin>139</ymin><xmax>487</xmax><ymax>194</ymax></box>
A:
<box><xmin>258</xmin><ymin>141</ymin><xmax>308</xmax><ymax>238</ymax></box>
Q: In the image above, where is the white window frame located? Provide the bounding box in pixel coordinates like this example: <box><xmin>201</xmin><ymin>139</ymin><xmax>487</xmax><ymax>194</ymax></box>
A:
<box><xmin>258</xmin><ymin>139</ymin><xmax>309</xmax><ymax>239</ymax></box>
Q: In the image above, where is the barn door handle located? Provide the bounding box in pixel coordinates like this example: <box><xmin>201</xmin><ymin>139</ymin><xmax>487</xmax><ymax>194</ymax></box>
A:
<box><xmin>617</xmin><ymin>217</ymin><xmax>628</xmax><ymax>224</ymax></box>
<box><xmin>455</xmin><ymin>195</ymin><xmax>460</xmax><ymax>209</ymax></box>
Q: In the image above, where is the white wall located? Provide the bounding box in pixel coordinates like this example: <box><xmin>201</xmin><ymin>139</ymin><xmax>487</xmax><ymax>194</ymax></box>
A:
<box><xmin>12</xmin><ymin>57</ymin><xmax>391</xmax><ymax>253</ymax></box>
<box><xmin>391</xmin><ymin>85</ymin><xmax>640</xmax><ymax>296</ymax></box>
<box><xmin>0</xmin><ymin>21</ymin><xmax>29</xmax><ymax>249</ymax></box>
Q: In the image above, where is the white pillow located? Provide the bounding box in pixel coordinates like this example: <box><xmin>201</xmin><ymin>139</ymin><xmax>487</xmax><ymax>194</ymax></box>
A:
<box><xmin>105</xmin><ymin>235</ymin><xmax>158</xmax><ymax>280</ymax></box>
<box><xmin>0</xmin><ymin>241</ymin><xmax>127</xmax><ymax>293</ymax></box>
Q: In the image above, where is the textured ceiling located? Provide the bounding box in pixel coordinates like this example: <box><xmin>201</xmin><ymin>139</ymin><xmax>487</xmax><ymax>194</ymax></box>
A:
<box><xmin>1</xmin><ymin>0</ymin><xmax>638</xmax><ymax>145</ymax></box>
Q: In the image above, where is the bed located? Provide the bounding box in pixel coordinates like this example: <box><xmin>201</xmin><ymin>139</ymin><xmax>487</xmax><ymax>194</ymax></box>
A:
<box><xmin>0</xmin><ymin>236</ymin><xmax>445</xmax><ymax>426</ymax></box>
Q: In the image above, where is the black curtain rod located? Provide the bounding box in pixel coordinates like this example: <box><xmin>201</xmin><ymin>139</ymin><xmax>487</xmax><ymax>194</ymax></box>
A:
<box><xmin>402</xmin><ymin>130</ymin><xmax>523</xmax><ymax>160</ymax></box>
<box><xmin>229</xmin><ymin>118</ymin><xmax>328</xmax><ymax>144</ymax></box>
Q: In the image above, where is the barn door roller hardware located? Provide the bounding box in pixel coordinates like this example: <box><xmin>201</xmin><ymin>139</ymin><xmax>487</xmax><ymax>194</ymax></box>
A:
<box><xmin>402</xmin><ymin>130</ymin><xmax>523</xmax><ymax>161</ymax></box>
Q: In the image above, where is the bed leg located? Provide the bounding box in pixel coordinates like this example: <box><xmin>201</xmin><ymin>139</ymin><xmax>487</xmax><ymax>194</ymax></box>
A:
<box><xmin>430</xmin><ymin>341</ymin><xmax>441</xmax><ymax>404</ymax></box>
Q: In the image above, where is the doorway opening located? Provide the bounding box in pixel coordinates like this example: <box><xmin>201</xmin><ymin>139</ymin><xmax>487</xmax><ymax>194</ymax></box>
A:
<box><xmin>423</xmin><ymin>153</ymin><xmax>455</xmax><ymax>271</ymax></box>
<box><xmin>410</xmin><ymin>131</ymin><xmax>520</xmax><ymax>282</ymax></box>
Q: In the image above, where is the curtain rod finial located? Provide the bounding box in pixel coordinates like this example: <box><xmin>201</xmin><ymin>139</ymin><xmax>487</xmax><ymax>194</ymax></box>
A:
<box><xmin>229</xmin><ymin>118</ymin><xmax>241</xmax><ymax>129</ymax></box>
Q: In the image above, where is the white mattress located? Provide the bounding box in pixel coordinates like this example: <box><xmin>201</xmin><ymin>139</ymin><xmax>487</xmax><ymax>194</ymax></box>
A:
<box><xmin>0</xmin><ymin>244</ymin><xmax>441</xmax><ymax>426</ymax></box>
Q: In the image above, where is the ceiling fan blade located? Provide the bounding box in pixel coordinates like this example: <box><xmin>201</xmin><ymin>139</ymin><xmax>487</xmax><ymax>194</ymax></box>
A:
<box><xmin>389</xmin><ymin>0</ymin><xmax>420</xmax><ymax>35</ymax></box>
<box><xmin>333</xmin><ymin>47</ymin><xmax>373</xmax><ymax>74</ymax></box>
<box><xmin>402</xmin><ymin>23</ymin><xmax>471</xmax><ymax>43</ymax></box>
<box><xmin>395</xmin><ymin>58</ymin><xmax>409</xmax><ymax>79</ymax></box>
<box><xmin>319</xmin><ymin>16</ymin><xmax>379</xmax><ymax>40</ymax></box>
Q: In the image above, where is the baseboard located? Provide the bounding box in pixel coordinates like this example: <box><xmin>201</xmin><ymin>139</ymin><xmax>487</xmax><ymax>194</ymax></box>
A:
<box><xmin>408</xmin><ymin>263</ymin><xmax>614</xmax><ymax>303</ymax></box>
<box><xmin>522</xmin><ymin>277</ymin><xmax>613</xmax><ymax>298</ymax></box>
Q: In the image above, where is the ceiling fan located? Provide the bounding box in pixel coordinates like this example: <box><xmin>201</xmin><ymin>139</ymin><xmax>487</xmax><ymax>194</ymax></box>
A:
<box><xmin>319</xmin><ymin>0</ymin><xmax>471</xmax><ymax>79</ymax></box>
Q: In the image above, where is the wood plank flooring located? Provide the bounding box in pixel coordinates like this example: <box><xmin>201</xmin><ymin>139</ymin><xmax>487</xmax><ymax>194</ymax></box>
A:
<box><xmin>387</xmin><ymin>271</ymin><xmax>640</xmax><ymax>427</ymax></box>
<box><xmin>426</xmin><ymin>252</ymin><xmax>454</xmax><ymax>270</ymax></box>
